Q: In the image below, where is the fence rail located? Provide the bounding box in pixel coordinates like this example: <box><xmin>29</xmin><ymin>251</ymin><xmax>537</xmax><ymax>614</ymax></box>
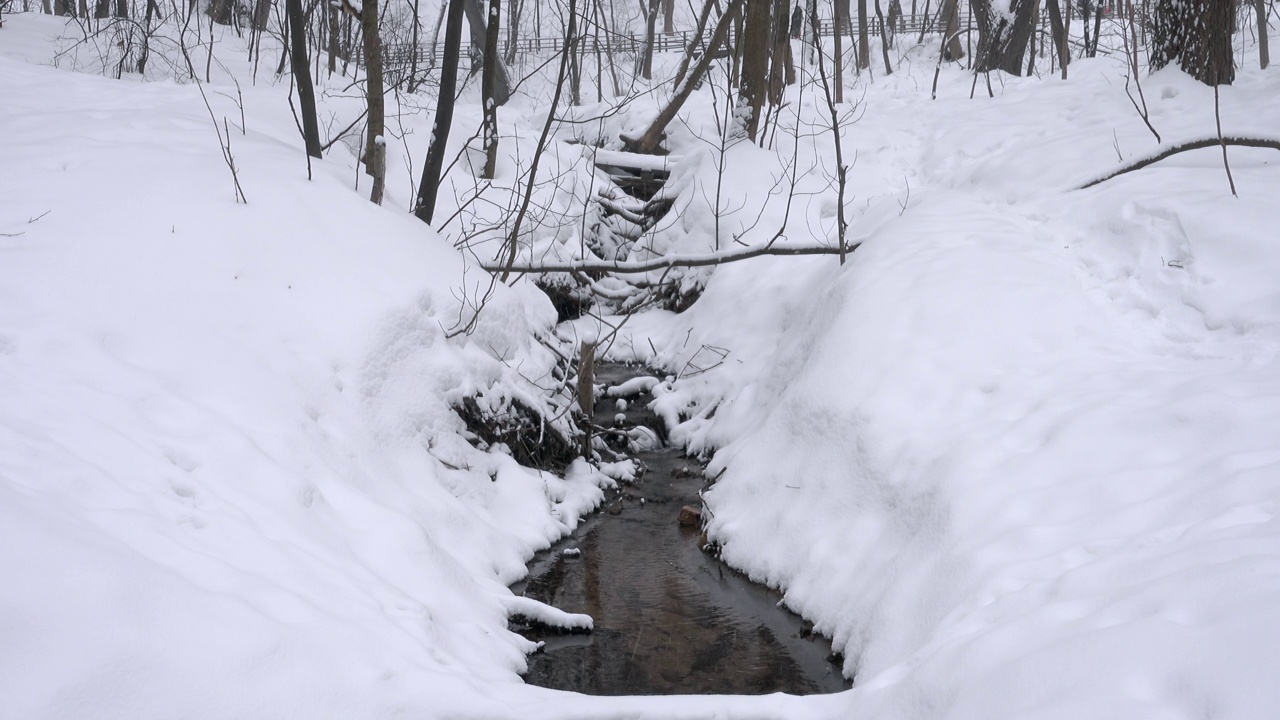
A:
<box><xmin>383</xmin><ymin>12</ymin><xmax>968</xmax><ymax>70</ymax></box>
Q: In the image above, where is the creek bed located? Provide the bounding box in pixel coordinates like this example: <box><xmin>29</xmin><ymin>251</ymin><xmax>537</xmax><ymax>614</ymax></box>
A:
<box><xmin>510</xmin><ymin>364</ymin><xmax>849</xmax><ymax>696</ymax></box>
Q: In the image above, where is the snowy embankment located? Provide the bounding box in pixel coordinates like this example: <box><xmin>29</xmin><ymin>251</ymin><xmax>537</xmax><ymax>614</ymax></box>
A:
<box><xmin>616</xmin><ymin>57</ymin><xmax>1280</xmax><ymax>718</ymax></box>
<box><xmin>0</xmin><ymin>16</ymin><xmax>620</xmax><ymax>717</ymax></box>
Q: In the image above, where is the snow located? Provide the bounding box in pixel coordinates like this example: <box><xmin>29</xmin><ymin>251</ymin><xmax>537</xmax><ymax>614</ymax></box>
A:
<box><xmin>4</xmin><ymin>8</ymin><xmax>1280</xmax><ymax>720</ymax></box>
<box><xmin>508</xmin><ymin>595</ymin><xmax>594</xmax><ymax>631</ymax></box>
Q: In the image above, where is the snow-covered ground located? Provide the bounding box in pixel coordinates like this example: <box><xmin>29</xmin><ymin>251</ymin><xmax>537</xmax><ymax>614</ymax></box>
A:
<box><xmin>3</xmin><ymin>9</ymin><xmax>1280</xmax><ymax>720</ymax></box>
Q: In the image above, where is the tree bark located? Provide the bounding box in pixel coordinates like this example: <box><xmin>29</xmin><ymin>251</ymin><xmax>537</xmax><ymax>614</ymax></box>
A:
<box><xmin>940</xmin><ymin>0</ymin><xmax>963</xmax><ymax>60</ymax></box>
<box><xmin>415</xmin><ymin>0</ymin><xmax>465</xmax><ymax>223</ymax></box>
<box><xmin>739</xmin><ymin>0</ymin><xmax>771</xmax><ymax>141</ymax></box>
<box><xmin>662</xmin><ymin>0</ymin><xmax>674</xmax><ymax>32</ymax></box>
<box><xmin>671</xmin><ymin>0</ymin><xmax>717</xmax><ymax>91</ymax></box>
<box><xmin>641</xmin><ymin>0</ymin><xmax>659</xmax><ymax>78</ymax></box>
<box><xmin>874</xmin><ymin>0</ymin><xmax>892</xmax><ymax>73</ymax></box>
<box><xmin>1151</xmin><ymin>0</ymin><xmax>1234</xmax><ymax>86</ymax></box>
<box><xmin>286</xmin><ymin>0</ymin><xmax>323</xmax><ymax>159</ymax></box>
<box><xmin>1257</xmin><ymin>0</ymin><xmax>1271</xmax><ymax>70</ymax></box>
<box><xmin>1045</xmin><ymin>0</ymin><xmax>1068</xmax><ymax>75</ymax></box>
<box><xmin>856</xmin><ymin>0</ymin><xmax>869</xmax><ymax>68</ymax></box>
<box><xmin>464</xmin><ymin>0</ymin><xmax>511</xmax><ymax>102</ymax></box>
<box><xmin>328</xmin><ymin>2</ymin><xmax>339</xmax><ymax>74</ymax></box>
<box><xmin>361</xmin><ymin>0</ymin><xmax>385</xmax><ymax>188</ymax></box>
<box><xmin>769</xmin><ymin>0</ymin><xmax>792</xmax><ymax>103</ymax></box>
<box><xmin>971</xmin><ymin>0</ymin><xmax>1034</xmax><ymax>75</ymax></box>
<box><xmin>482</xmin><ymin>0</ymin><xmax>501</xmax><ymax>177</ymax></box>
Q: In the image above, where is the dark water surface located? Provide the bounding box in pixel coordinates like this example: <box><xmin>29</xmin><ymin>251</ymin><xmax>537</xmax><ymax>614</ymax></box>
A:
<box><xmin>511</xmin><ymin>365</ymin><xmax>850</xmax><ymax>696</ymax></box>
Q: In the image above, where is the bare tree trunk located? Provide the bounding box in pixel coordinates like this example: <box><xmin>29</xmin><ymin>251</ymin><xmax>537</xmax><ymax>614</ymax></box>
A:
<box><xmin>971</xmin><ymin>0</ymin><xmax>1034</xmax><ymax>75</ymax></box>
<box><xmin>856</xmin><ymin>0</ymin><xmax>869</xmax><ymax>68</ymax></box>
<box><xmin>407</xmin><ymin>0</ymin><xmax>420</xmax><ymax>84</ymax></box>
<box><xmin>1045</xmin><ymin>0</ymin><xmax>1068</xmax><ymax>75</ymax></box>
<box><xmin>287</xmin><ymin>0</ymin><xmax>322</xmax><ymax>159</ymax></box>
<box><xmin>505</xmin><ymin>0</ymin><xmax>521</xmax><ymax>63</ymax></box>
<box><xmin>740</xmin><ymin>0</ymin><xmax>771</xmax><ymax>141</ymax></box>
<box><xmin>482</xmin><ymin>0</ymin><xmax>501</xmax><ymax>177</ymax></box>
<box><xmin>769</xmin><ymin>0</ymin><xmax>792</xmax><ymax>102</ymax></box>
<box><xmin>1025</xmin><ymin>0</ymin><xmax>1036</xmax><ymax>75</ymax></box>
<box><xmin>810</xmin><ymin>0</ymin><xmax>848</xmax><ymax>263</ymax></box>
<box><xmin>672</xmin><ymin>0</ymin><xmax>717</xmax><ymax>90</ymax></box>
<box><xmin>464</xmin><ymin>0</ymin><xmax>511</xmax><ymax>102</ymax></box>
<box><xmin>1151</xmin><ymin>0</ymin><xmax>1234</xmax><ymax>85</ymax></box>
<box><xmin>940</xmin><ymin>0</ymin><xmax>963</xmax><ymax>60</ymax></box>
<box><xmin>252</xmin><ymin>0</ymin><xmax>271</xmax><ymax>30</ymax></box>
<box><xmin>362</xmin><ymin>0</ymin><xmax>385</xmax><ymax>195</ymax></box>
<box><xmin>832</xmin><ymin>0</ymin><xmax>845</xmax><ymax>101</ymax></box>
<box><xmin>568</xmin><ymin>0</ymin><xmax>582</xmax><ymax>104</ymax></box>
<box><xmin>594</xmin><ymin>0</ymin><xmax>621</xmax><ymax>95</ymax></box>
<box><xmin>415</xmin><ymin>0</ymin><xmax>465</xmax><ymax>223</ymax></box>
<box><xmin>328</xmin><ymin>2</ymin><xmax>339</xmax><ymax>74</ymax></box>
<box><xmin>428</xmin><ymin>0</ymin><xmax>446</xmax><ymax>68</ymax></box>
<box><xmin>663</xmin><ymin>0</ymin><xmax>674</xmax><ymax>32</ymax></box>
<box><xmin>641</xmin><ymin>0</ymin><xmax>659</xmax><ymax>78</ymax></box>
<box><xmin>1258</xmin><ymin>0</ymin><xmax>1271</xmax><ymax>70</ymax></box>
<box><xmin>874</xmin><ymin>0</ymin><xmax>892</xmax><ymax>73</ymax></box>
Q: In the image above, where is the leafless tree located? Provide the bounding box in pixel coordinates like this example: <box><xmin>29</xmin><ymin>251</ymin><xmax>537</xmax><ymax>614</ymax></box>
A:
<box><xmin>415</xmin><ymin>0</ymin><xmax>465</xmax><ymax>223</ymax></box>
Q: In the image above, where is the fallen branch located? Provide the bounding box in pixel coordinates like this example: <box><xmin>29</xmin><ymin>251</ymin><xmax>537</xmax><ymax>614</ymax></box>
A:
<box><xmin>1080</xmin><ymin>137</ymin><xmax>1280</xmax><ymax>189</ymax></box>
<box><xmin>484</xmin><ymin>241</ymin><xmax>862</xmax><ymax>275</ymax></box>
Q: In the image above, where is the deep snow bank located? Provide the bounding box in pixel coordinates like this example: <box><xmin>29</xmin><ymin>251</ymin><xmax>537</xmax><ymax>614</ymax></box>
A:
<box><xmin>0</xmin><ymin>24</ymin><xmax>612</xmax><ymax>716</ymax></box>
<box><xmin>614</xmin><ymin>55</ymin><xmax>1280</xmax><ymax>720</ymax></box>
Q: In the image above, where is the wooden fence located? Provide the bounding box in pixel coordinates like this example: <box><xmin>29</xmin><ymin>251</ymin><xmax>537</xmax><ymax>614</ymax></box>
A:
<box><xmin>383</xmin><ymin>12</ymin><xmax>969</xmax><ymax>71</ymax></box>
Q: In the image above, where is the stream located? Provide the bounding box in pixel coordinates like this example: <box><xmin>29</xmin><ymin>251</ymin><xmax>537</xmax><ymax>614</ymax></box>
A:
<box><xmin>510</xmin><ymin>364</ymin><xmax>850</xmax><ymax>696</ymax></box>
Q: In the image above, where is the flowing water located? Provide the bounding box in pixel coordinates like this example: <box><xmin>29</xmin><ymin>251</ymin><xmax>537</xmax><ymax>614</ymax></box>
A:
<box><xmin>511</xmin><ymin>365</ymin><xmax>850</xmax><ymax>696</ymax></box>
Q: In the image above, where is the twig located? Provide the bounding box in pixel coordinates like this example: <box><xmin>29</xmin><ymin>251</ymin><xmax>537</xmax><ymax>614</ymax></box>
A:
<box><xmin>1215</xmin><ymin>85</ymin><xmax>1238</xmax><ymax>198</ymax></box>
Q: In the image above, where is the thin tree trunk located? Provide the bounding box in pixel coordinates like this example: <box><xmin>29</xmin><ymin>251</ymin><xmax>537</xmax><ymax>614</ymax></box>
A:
<box><xmin>641</xmin><ymin>0</ymin><xmax>659</xmax><ymax>78</ymax></box>
<box><xmin>483</xmin><ymin>0</ymin><xmax>502</xmax><ymax>177</ymax></box>
<box><xmin>672</xmin><ymin>0</ymin><xmax>717</xmax><ymax>90</ymax></box>
<box><xmin>833</xmin><ymin>0</ymin><xmax>845</xmax><ymax>101</ymax></box>
<box><xmin>505</xmin><ymin>0</ymin><xmax>520</xmax><ymax>63</ymax></box>
<box><xmin>1046</xmin><ymin>0</ymin><xmax>1068</xmax><ymax>75</ymax></box>
<box><xmin>874</xmin><ymin>0</ymin><xmax>892</xmax><ymax>73</ymax></box>
<box><xmin>362</xmin><ymin>0</ymin><xmax>385</xmax><ymax>191</ymax></box>
<box><xmin>328</xmin><ymin>2</ymin><xmax>339</xmax><ymax>74</ymax></box>
<box><xmin>740</xmin><ymin>0</ymin><xmax>771</xmax><ymax>141</ymax></box>
<box><xmin>769</xmin><ymin>0</ymin><xmax>792</xmax><ymax>102</ymax></box>
<box><xmin>408</xmin><ymin>0</ymin><xmax>420</xmax><ymax>84</ymax></box>
<box><xmin>464</xmin><ymin>0</ymin><xmax>511</xmax><ymax>101</ymax></box>
<box><xmin>415</xmin><ymin>0</ymin><xmax>464</xmax><ymax>223</ymax></box>
<box><xmin>287</xmin><ymin>0</ymin><xmax>323</xmax><ymax>159</ymax></box>
<box><xmin>940</xmin><ymin>0</ymin><xmax>963</xmax><ymax>60</ymax></box>
<box><xmin>856</xmin><ymin>0</ymin><xmax>869</xmax><ymax>68</ymax></box>
<box><xmin>1258</xmin><ymin>0</ymin><xmax>1271</xmax><ymax>70</ymax></box>
<box><xmin>428</xmin><ymin>0</ymin><xmax>446</xmax><ymax>68</ymax></box>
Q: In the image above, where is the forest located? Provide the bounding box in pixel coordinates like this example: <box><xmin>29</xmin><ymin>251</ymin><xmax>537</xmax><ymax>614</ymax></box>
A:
<box><xmin>1</xmin><ymin>0</ymin><xmax>1279</xmax><ymax>717</ymax></box>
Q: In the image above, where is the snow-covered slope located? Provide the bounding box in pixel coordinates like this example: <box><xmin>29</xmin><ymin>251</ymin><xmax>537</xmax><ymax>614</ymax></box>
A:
<box><xmin>628</xmin><ymin>51</ymin><xmax>1280</xmax><ymax>720</ymax></box>
<box><xmin>0</xmin><ymin>15</ymin><xmax>612</xmax><ymax>717</ymax></box>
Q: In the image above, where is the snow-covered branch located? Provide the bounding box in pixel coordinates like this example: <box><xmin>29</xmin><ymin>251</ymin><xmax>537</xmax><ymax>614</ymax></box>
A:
<box><xmin>485</xmin><ymin>241</ymin><xmax>862</xmax><ymax>276</ymax></box>
<box><xmin>1079</xmin><ymin>136</ymin><xmax>1280</xmax><ymax>189</ymax></box>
